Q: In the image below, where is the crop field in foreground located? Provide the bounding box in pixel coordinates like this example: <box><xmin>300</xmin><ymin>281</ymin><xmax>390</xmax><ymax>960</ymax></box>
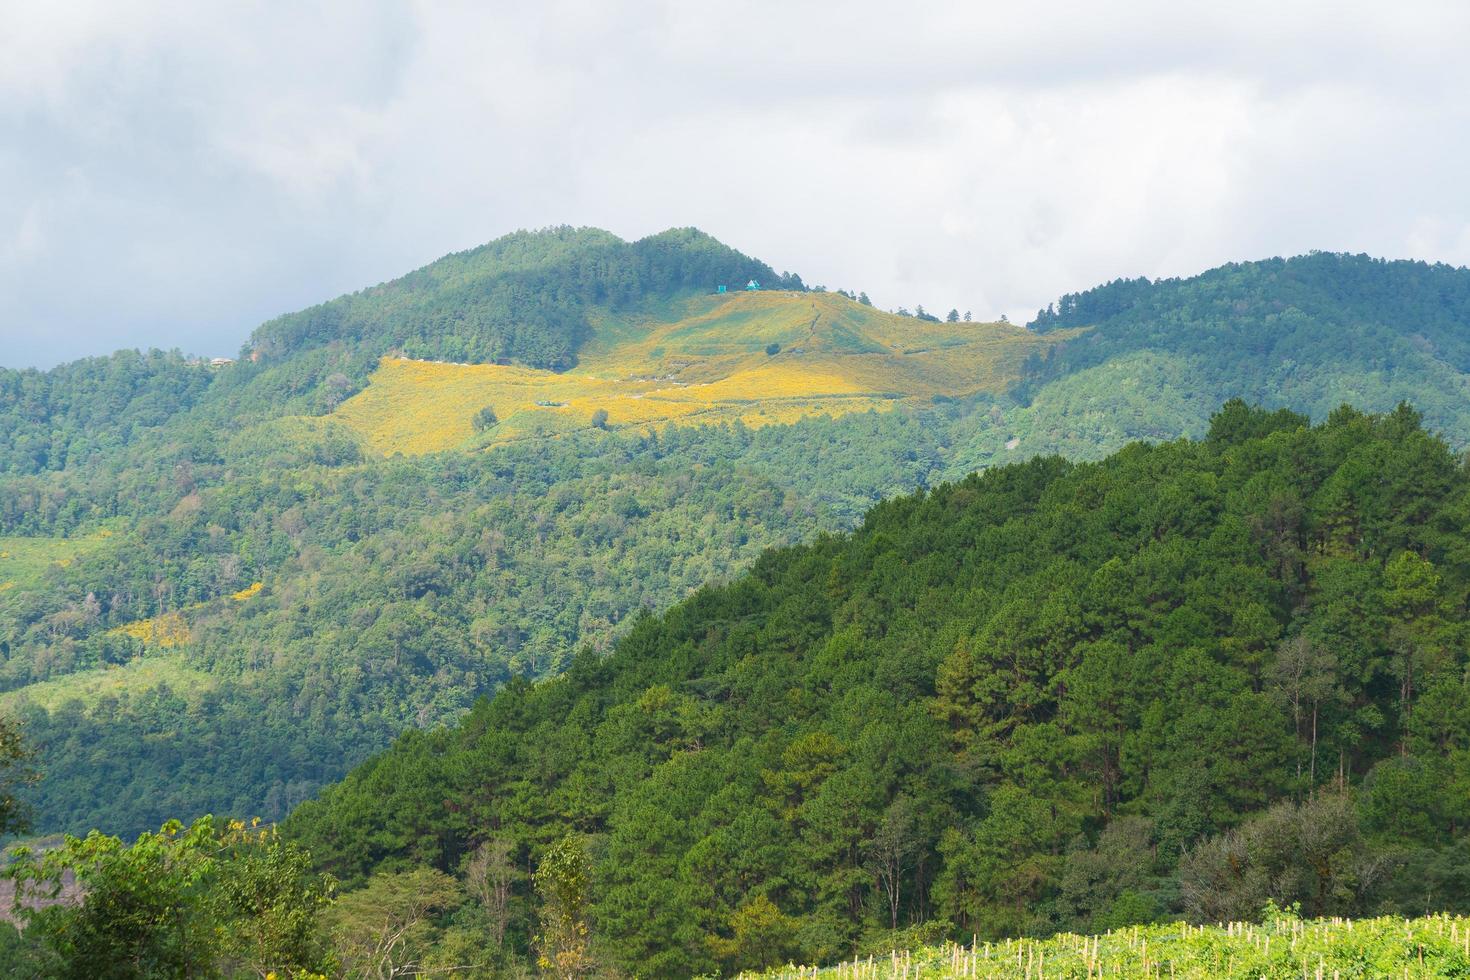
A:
<box><xmin>326</xmin><ymin>291</ymin><xmax>1072</xmax><ymax>455</ymax></box>
<box><xmin>742</xmin><ymin>915</ymin><xmax>1470</xmax><ymax>979</ymax></box>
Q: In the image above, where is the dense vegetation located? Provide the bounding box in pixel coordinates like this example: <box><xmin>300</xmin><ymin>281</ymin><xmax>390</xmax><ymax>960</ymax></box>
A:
<box><xmin>1019</xmin><ymin>252</ymin><xmax>1470</xmax><ymax>454</ymax></box>
<box><xmin>0</xmin><ymin>350</ymin><xmax>213</xmax><ymax>478</ymax></box>
<box><xmin>4</xmin><ymin>407</ymin><xmax>997</xmax><ymax>835</ymax></box>
<box><xmin>1</xmin><ymin>816</ymin><xmax>338</xmax><ymax>978</ymax></box>
<box><xmin>6</xmin><ymin>236</ymin><xmax>1470</xmax><ymax>852</ymax></box>
<box><xmin>283</xmin><ymin>404</ymin><xmax>1470</xmax><ymax>976</ymax></box>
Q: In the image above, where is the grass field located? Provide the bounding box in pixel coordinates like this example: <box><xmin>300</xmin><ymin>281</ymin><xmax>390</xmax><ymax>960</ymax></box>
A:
<box><xmin>0</xmin><ymin>654</ymin><xmax>216</xmax><ymax>713</ymax></box>
<box><xmin>328</xmin><ymin>291</ymin><xmax>1072</xmax><ymax>456</ymax></box>
<box><xmin>742</xmin><ymin>914</ymin><xmax>1470</xmax><ymax>979</ymax></box>
<box><xmin>0</xmin><ymin>530</ymin><xmax>117</xmax><ymax>594</ymax></box>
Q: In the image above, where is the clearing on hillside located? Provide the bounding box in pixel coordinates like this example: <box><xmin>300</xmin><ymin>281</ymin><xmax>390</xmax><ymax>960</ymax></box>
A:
<box><xmin>0</xmin><ymin>531</ymin><xmax>117</xmax><ymax>595</ymax></box>
<box><xmin>0</xmin><ymin>654</ymin><xmax>216</xmax><ymax>713</ymax></box>
<box><xmin>326</xmin><ymin>291</ymin><xmax>1068</xmax><ymax>455</ymax></box>
<box><xmin>101</xmin><ymin>582</ymin><xmax>265</xmax><ymax>650</ymax></box>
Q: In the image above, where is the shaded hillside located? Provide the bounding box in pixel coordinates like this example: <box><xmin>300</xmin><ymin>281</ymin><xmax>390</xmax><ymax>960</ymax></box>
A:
<box><xmin>286</xmin><ymin>403</ymin><xmax>1470</xmax><ymax>977</ymax></box>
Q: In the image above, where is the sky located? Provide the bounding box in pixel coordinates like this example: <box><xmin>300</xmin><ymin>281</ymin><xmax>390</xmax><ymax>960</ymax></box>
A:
<box><xmin>3</xmin><ymin>1</ymin><xmax>1470</xmax><ymax>368</ymax></box>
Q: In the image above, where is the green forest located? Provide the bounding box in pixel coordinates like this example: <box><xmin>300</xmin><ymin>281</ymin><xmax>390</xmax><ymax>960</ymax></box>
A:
<box><xmin>1018</xmin><ymin>252</ymin><xmax>1470</xmax><ymax>454</ymax></box>
<box><xmin>6</xmin><ymin>233</ymin><xmax>1470</xmax><ymax>976</ymax></box>
<box><xmin>2</xmin><ymin>411</ymin><xmax>972</xmax><ymax>835</ymax></box>
<box><xmin>262</xmin><ymin>403</ymin><xmax>1470</xmax><ymax>976</ymax></box>
<box><xmin>7</xmin><ymin>234</ymin><xmax>1470</xmax><ymax>843</ymax></box>
<box><xmin>3</xmin><ymin>403</ymin><xmax>1470</xmax><ymax>976</ymax></box>
<box><xmin>8</xmin><ymin>0</ymin><xmax>1470</xmax><ymax>967</ymax></box>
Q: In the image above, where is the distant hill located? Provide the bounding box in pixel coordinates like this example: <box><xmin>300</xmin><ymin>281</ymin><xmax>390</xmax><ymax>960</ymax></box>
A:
<box><xmin>1015</xmin><ymin>252</ymin><xmax>1470</xmax><ymax>455</ymax></box>
<box><xmin>240</xmin><ymin>225</ymin><xmax>803</xmax><ymax>414</ymax></box>
<box><xmin>0</xmin><ymin>226</ymin><xmax>798</xmax><ymax>480</ymax></box>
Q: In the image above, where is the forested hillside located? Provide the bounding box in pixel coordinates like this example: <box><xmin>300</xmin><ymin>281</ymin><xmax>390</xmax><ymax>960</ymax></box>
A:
<box><xmin>0</xmin><ymin>228</ymin><xmax>1036</xmax><ymax>837</ymax></box>
<box><xmin>0</xmin><ymin>350</ymin><xmax>214</xmax><ymax>479</ymax></box>
<box><xmin>1015</xmin><ymin>252</ymin><xmax>1470</xmax><ymax>454</ymax></box>
<box><xmin>1</xmin><ymin>407</ymin><xmax>999</xmax><ymax>834</ymax></box>
<box><xmin>285</xmin><ymin>404</ymin><xmax>1470</xmax><ymax>977</ymax></box>
<box><xmin>0</xmin><ymin>226</ymin><xmax>799</xmax><ymax>522</ymax></box>
<box><xmin>6</xmin><ymin>236</ymin><xmax>1470</xmax><ymax>842</ymax></box>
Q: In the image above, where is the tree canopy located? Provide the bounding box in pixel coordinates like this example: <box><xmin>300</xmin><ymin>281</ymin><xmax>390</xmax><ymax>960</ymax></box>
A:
<box><xmin>285</xmin><ymin>403</ymin><xmax>1470</xmax><ymax>976</ymax></box>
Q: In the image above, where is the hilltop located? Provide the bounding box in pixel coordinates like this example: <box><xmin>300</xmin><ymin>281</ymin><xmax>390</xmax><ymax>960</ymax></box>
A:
<box><xmin>0</xmin><ymin>226</ymin><xmax>801</xmax><ymax>480</ymax></box>
<box><xmin>1016</xmin><ymin>252</ymin><xmax>1470</xmax><ymax>455</ymax></box>
<box><xmin>239</xmin><ymin>225</ymin><xmax>802</xmax><ymax>411</ymax></box>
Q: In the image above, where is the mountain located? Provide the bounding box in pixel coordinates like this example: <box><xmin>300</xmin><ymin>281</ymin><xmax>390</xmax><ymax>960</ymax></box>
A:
<box><xmin>0</xmin><ymin>228</ymin><xmax>1046</xmax><ymax>837</ymax></box>
<box><xmin>283</xmin><ymin>404</ymin><xmax>1470</xmax><ymax>976</ymax></box>
<box><xmin>4</xmin><ymin>234</ymin><xmax>1470</xmax><ymax>843</ymax></box>
<box><xmin>0</xmin><ymin>226</ymin><xmax>794</xmax><ymax>485</ymax></box>
<box><xmin>239</xmin><ymin>225</ymin><xmax>802</xmax><ymax>410</ymax></box>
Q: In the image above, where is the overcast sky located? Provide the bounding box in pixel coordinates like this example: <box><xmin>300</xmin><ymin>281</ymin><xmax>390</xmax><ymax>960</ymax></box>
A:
<box><xmin>3</xmin><ymin>1</ymin><xmax>1469</xmax><ymax>368</ymax></box>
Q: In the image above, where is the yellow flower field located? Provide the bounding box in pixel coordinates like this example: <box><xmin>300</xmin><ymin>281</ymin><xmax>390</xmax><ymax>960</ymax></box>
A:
<box><xmin>323</xmin><ymin>291</ymin><xmax>1073</xmax><ymax>457</ymax></box>
<box><xmin>108</xmin><ymin>610</ymin><xmax>192</xmax><ymax>648</ymax></box>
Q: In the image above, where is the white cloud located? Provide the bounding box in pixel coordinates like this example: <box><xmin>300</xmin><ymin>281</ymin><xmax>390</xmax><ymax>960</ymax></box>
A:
<box><xmin>2</xmin><ymin>1</ymin><xmax>1469</xmax><ymax>366</ymax></box>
